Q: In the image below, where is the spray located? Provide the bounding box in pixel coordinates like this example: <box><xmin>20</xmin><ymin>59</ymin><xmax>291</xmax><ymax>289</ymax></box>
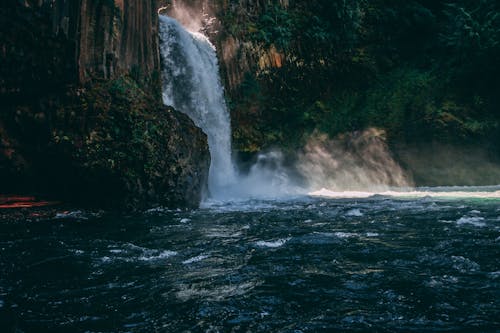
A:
<box><xmin>159</xmin><ymin>14</ymin><xmax>416</xmax><ymax>201</ymax></box>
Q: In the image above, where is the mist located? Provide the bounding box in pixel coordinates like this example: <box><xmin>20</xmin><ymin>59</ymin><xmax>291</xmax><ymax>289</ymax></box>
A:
<box><xmin>296</xmin><ymin>128</ymin><xmax>413</xmax><ymax>192</ymax></box>
<box><xmin>396</xmin><ymin>143</ymin><xmax>500</xmax><ymax>187</ymax></box>
<box><xmin>226</xmin><ymin>128</ymin><xmax>414</xmax><ymax>199</ymax></box>
<box><xmin>163</xmin><ymin>0</ymin><xmax>214</xmax><ymax>33</ymax></box>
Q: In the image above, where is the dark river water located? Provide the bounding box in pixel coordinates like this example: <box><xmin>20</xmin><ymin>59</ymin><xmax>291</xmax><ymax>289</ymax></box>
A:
<box><xmin>1</xmin><ymin>191</ymin><xmax>499</xmax><ymax>332</ymax></box>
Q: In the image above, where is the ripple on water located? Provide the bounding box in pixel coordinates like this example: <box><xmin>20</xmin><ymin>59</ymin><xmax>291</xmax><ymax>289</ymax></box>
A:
<box><xmin>456</xmin><ymin>216</ymin><xmax>486</xmax><ymax>227</ymax></box>
<box><xmin>138</xmin><ymin>250</ymin><xmax>177</xmax><ymax>262</ymax></box>
<box><xmin>425</xmin><ymin>275</ymin><xmax>459</xmax><ymax>288</ymax></box>
<box><xmin>175</xmin><ymin>280</ymin><xmax>262</xmax><ymax>302</ymax></box>
<box><xmin>182</xmin><ymin>254</ymin><xmax>210</xmax><ymax>265</ymax></box>
<box><xmin>333</xmin><ymin>232</ymin><xmax>357</xmax><ymax>239</ymax></box>
<box><xmin>451</xmin><ymin>256</ymin><xmax>480</xmax><ymax>273</ymax></box>
<box><xmin>96</xmin><ymin>243</ymin><xmax>177</xmax><ymax>264</ymax></box>
<box><xmin>255</xmin><ymin>238</ymin><xmax>290</xmax><ymax>248</ymax></box>
<box><xmin>2</xmin><ymin>194</ymin><xmax>499</xmax><ymax>332</ymax></box>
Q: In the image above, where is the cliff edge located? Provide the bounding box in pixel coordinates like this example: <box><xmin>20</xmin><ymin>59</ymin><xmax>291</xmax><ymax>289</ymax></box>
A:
<box><xmin>0</xmin><ymin>1</ymin><xmax>209</xmax><ymax>209</ymax></box>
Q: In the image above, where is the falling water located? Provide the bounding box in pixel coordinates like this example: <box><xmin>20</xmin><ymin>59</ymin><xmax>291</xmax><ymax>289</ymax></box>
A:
<box><xmin>158</xmin><ymin>15</ymin><xmax>414</xmax><ymax>200</ymax></box>
<box><xmin>159</xmin><ymin>15</ymin><xmax>237</xmax><ymax>197</ymax></box>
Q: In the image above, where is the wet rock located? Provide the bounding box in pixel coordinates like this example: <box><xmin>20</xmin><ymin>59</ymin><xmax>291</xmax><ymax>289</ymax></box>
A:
<box><xmin>0</xmin><ymin>1</ymin><xmax>210</xmax><ymax>210</ymax></box>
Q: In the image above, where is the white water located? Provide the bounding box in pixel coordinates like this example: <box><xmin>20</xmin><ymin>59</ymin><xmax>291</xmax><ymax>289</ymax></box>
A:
<box><xmin>159</xmin><ymin>15</ymin><xmax>237</xmax><ymax>197</ymax></box>
<box><xmin>159</xmin><ymin>15</ymin><xmax>302</xmax><ymax>200</ymax></box>
<box><xmin>159</xmin><ymin>15</ymin><xmax>500</xmax><ymax>202</ymax></box>
<box><xmin>310</xmin><ymin>186</ymin><xmax>500</xmax><ymax>200</ymax></box>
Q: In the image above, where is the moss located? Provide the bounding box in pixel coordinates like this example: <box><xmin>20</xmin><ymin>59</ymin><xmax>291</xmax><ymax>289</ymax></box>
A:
<box><xmin>0</xmin><ymin>75</ymin><xmax>209</xmax><ymax>210</ymax></box>
<box><xmin>57</xmin><ymin>76</ymin><xmax>209</xmax><ymax>209</ymax></box>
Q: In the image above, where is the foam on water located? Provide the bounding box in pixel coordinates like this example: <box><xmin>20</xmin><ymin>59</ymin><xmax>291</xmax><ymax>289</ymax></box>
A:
<box><xmin>97</xmin><ymin>243</ymin><xmax>178</xmax><ymax>264</ymax></box>
<box><xmin>138</xmin><ymin>250</ymin><xmax>178</xmax><ymax>262</ymax></box>
<box><xmin>456</xmin><ymin>216</ymin><xmax>487</xmax><ymax>227</ymax></box>
<box><xmin>310</xmin><ymin>186</ymin><xmax>500</xmax><ymax>200</ymax></box>
<box><xmin>345</xmin><ymin>208</ymin><xmax>364</xmax><ymax>217</ymax></box>
<box><xmin>182</xmin><ymin>254</ymin><xmax>210</xmax><ymax>264</ymax></box>
<box><xmin>333</xmin><ymin>232</ymin><xmax>357</xmax><ymax>239</ymax></box>
<box><xmin>255</xmin><ymin>238</ymin><xmax>290</xmax><ymax>248</ymax></box>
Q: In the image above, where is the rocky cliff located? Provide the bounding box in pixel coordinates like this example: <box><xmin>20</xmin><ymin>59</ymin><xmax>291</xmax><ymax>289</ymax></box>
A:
<box><xmin>0</xmin><ymin>0</ymin><xmax>209</xmax><ymax>209</ymax></box>
<box><xmin>162</xmin><ymin>0</ymin><xmax>295</xmax><ymax>152</ymax></box>
<box><xmin>162</xmin><ymin>0</ymin><xmax>500</xmax><ymax>186</ymax></box>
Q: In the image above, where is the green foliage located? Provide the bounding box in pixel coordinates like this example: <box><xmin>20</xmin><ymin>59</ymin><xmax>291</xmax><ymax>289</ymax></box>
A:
<box><xmin>252</xmin><ymin>4</ymin><xmax>295</xmax><ymax>49</ymax></box>
<box><xmin>222</xmin><ymin>0</ymin><xmax>500</xmax><ymax>151</ymax></box>
<box><xmin>441</xmin><ymin>2</ymin><xmax>500</xmax><ymax>57</ymax></box>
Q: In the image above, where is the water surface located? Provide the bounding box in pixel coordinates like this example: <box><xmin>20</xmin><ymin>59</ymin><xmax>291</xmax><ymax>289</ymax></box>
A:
<box><xmin>0</xmin><ymin>192</ymin><xmax>499</xmax><ymax>332</ymax></box>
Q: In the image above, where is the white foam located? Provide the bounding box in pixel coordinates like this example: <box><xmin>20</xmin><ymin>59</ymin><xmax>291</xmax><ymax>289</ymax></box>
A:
<box><xmin>99</xmin><ymin>244</ymin><xmax>177</xmax><ymax>264</ymax></box>
<box><xmin>101</xmin><ymin>256</ymin><xmax>112</xmax><ymax>263</ymax></box>
<box><xmin>310</xmin><ymin>187</ymin><xmax>500</xmax><ymax>200</ymax></box>
<box><xmin>255</xmin><ymin>238</ymin><xmax>290</xmax><ymax>248</ymax></box>
<box><xmin>346</xmin><ymin>209</ymin><xmax>363</xmax><ymax>217</ymax></box>
<box><xmin>488</xmin><ymin>271</ymin><xmax>500</xmax><ymax>279</ymax></box>
<box><xmin>334</xmin><ymin>232</ymin><xmax>357</xmax><ymax>239</ymax></box>
<box><xmin>138</xmin><ymin>250</ymin><xmax>177</xmax><ymax>261</ymax></box>
<box><xmin>182</xmin><ymin>254</ymin><xmax>210</xmax><ymax>264</ymax></box>
<box><xmin>456</xmin><ymin>216</ymin><xmax>486</xmax><ymax>227</ymax></box>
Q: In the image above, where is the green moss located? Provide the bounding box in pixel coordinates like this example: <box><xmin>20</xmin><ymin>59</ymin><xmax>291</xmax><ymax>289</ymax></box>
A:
<box><xmin>35</xmin><ymin>75</ymin><xmax>209</xmax><ymax>209</ymax></box>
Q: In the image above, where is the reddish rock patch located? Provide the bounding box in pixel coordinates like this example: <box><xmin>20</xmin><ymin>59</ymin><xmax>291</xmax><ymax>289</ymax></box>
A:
<box><xmin>0</xmin><ymin>195</ymin><xmax>60</xmax><ymax>209</ymax></box>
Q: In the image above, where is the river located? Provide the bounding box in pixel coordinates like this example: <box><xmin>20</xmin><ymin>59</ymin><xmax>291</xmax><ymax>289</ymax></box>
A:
<box><xmin>1</xmin><ymin>189</ymin><xmax>499</xmax><ymax>332</ymax></box>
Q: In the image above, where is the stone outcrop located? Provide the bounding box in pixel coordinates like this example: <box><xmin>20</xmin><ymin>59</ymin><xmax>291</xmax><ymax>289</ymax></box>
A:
<box><xmin>0</xmin><ymin>0</ymin><xmax>209</xmax><ymax>209</ymax></box>
<box><xmin>1</xmin><ymin>0</ymin><xmax>160</xmax><ymax>90</ymax></box>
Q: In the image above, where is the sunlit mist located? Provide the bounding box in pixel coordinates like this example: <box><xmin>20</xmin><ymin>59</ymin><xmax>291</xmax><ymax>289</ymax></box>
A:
<box><xmin>298</xmin><ymin>128</ymin><xmax>413</xmax><ymax>192</ymax></box>
<box><xmin>167</xmin><ymin>0</ymin><xmax>214</xmax><ymax>33</ymax></box>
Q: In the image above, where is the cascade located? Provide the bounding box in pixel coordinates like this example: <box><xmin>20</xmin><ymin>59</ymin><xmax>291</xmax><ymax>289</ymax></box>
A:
<box><xmin>158</xmin><ymin>14</ymin><xmax>409</xmax><ymax>200</ymax></box>
<box><xmin>159</xmin><ymin>15</ymin><xmax>237</xmax><ymax>198</ymax></box>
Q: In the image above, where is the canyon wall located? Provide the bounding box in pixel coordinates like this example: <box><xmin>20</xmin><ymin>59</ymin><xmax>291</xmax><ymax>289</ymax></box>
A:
<box><xmin>0</xmin><ymin>0</ymin><xmax>209</xmax><ymax>209</ymax></box>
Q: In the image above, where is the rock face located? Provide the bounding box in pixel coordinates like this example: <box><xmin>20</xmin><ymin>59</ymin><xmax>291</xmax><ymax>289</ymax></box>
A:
<box><xmin>162</xmin><ymin>0</ymin><xmax>290</xmax><ymax>152</ymax></box>
<box><xmin>161</xmin><ymin>0</ymin><xmax>274</xmax><ymax>93</ymax></box>
<box><xmin>78</xmin><ymin>0</ymin><xmax>160</xmax><ymax>87</ymax></box>
<box><xmin>1</xmin><ymin>0</ymin><xmax>160</xmax><ymax>87</ymax></box>
<box><xmin>0</xmin><ymin>1</ymin><xmax>209</xmax><ymax>209</ymax></box>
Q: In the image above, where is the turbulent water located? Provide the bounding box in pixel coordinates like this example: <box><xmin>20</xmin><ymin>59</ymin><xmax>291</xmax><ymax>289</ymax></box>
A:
<box><xmin>1</xmin><ymin>189</ymin><xmax>499</xmax><ymax>332</ymax></box>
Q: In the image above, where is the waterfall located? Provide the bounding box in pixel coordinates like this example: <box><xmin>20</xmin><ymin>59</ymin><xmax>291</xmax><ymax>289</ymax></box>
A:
<box><xmin>159</xmin><ymin>15</ymin><xmax>237</xmax><ymax>198</ymax></box>
<box><xmin>159</xmin><ymin>15</ymin><xmax>300</xmax><ymax>201</ymax></box>
<box><xmin>158</xmin><ymin>15</ymin><xmax>409</xmax><ymax>201</ymax></box>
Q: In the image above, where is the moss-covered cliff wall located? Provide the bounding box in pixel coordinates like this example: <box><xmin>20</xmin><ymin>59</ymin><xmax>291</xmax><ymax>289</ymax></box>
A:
<box><xmin>207</xmin><ymin>0</ymin><xmax>500</xmax><ymax>152</ymax></box>
<box><xmin>0</xmin><ymin>0</ymin><xmax>209</xmax><ymax>209</ymax></box>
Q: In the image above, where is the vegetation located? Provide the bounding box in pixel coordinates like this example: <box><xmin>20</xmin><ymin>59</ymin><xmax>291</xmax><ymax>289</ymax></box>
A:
<box><xmin>221</xmin><ymin>0</ymin><xmax>500</xmax><ymax>152</ymax></box>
